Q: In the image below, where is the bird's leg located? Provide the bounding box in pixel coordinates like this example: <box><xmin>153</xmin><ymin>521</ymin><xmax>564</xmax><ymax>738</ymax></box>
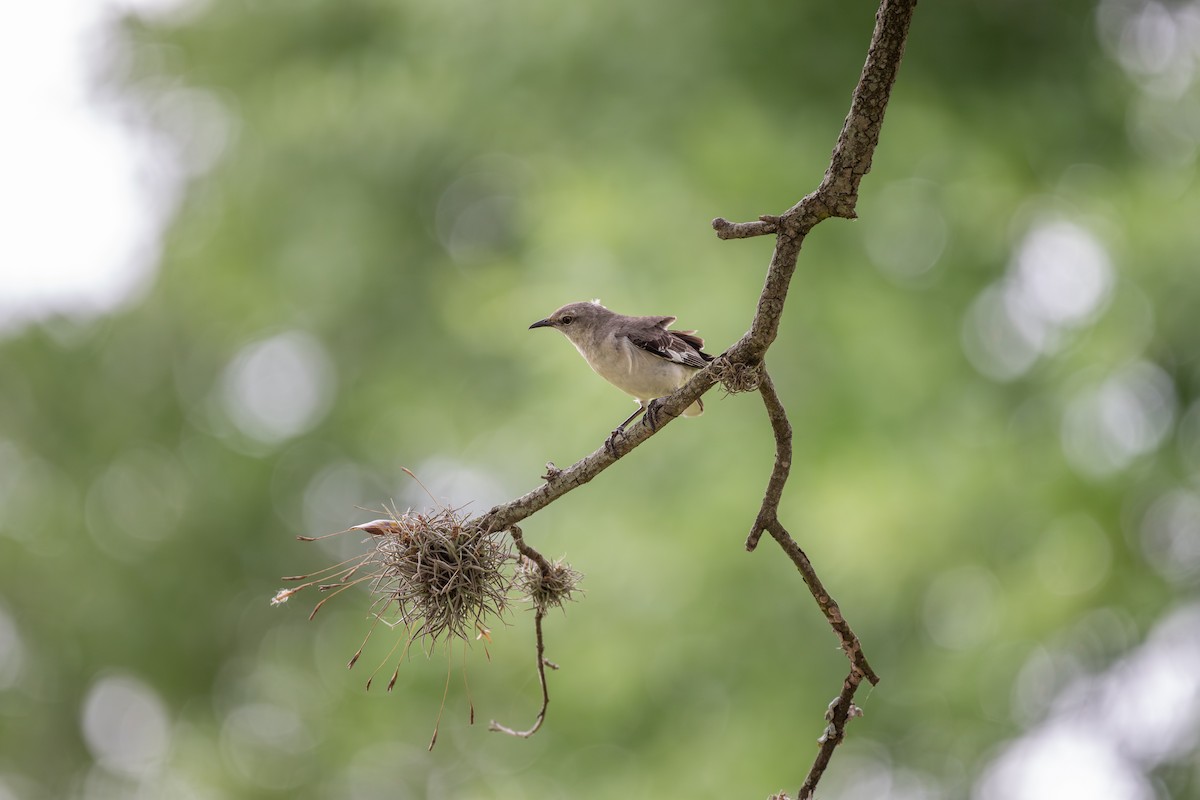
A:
<box><xmin>605</xmin><ymin>403</ymin><xmax>648</xmax><ymax>456</ymax></box>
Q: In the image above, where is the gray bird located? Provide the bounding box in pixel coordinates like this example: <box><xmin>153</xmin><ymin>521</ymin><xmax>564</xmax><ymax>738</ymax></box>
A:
<box><xmin>529</xmin><ymin>300</ymin><xmax>714</xmax><ymax>445</ymax></box>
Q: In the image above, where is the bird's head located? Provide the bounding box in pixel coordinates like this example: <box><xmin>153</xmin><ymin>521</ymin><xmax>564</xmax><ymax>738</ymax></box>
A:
<box><xmin>529</xmin><ymin>300</ymin><xmax>610</xmax><ymax>341</ymax></box>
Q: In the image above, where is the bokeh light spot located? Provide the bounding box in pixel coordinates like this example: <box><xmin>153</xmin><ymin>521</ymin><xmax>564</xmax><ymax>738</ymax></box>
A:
<box><xmin>1117</xmin><ymin>1</ymin><xmax>1181</xmax><ymax>76</ymax></box>
<box><xmin>985</xmin><ymin>603</ymin><xmax>1200</xmax><ymax>800</ymax></box>
<box><xmin>963</xmin><ymin>219</ymin><xmax>1112</xmax><ymax>381</ymax></box>
<box><xmin>1097</xmin><ymin>603</ymin><xmax>1200</xmax><ymax>763</ymax></box>
<box><xmin>1008</xmin><ymin>221</ymin><xmax>1113</xmax><ymax>329</ymax></box>
<box><xmin>1061</xmin><ymin>360</ymin><xmax>1176</xmax><ymax>478</ymax></box>
<box><xmin>219</xmin><ymin>331</ymin><xmax>336</xmax><ymax>446</ymax></box>
<box><xmin>80</xmin><ymin>673</ymin><xmax>171</xmax><ymax>779</ymax></box>
<box><xmin>961</xmin><ymin>285</ymin><xmax>1042</xmax><ymax>381</ymax></box>
<box><xmin>1139</xmin><ymin>489</ymin><xmax>1200</xmax><ymax>583</ymax></box>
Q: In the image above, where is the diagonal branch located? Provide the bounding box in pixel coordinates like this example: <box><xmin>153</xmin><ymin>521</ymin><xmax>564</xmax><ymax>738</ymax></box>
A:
<box><xmin>472</xmin><ymin>367</ymin><xmax>719</xmax><ymax>535</ymax></box>
<box><xmin>747</xmin><ymin>366</ymin><xmax>792</xmax><ymax>552</ymax></box>
<box><xmin>799</xmin><ymin>671</ymin><xmax>868</xmax><ymax>800</ymax></box>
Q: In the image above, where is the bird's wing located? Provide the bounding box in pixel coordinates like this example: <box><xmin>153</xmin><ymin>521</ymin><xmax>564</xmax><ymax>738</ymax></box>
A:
<box><xmin>625</xmin><ymin>319</ymin><xmax>714</xmax><ymax>369</ymax></box>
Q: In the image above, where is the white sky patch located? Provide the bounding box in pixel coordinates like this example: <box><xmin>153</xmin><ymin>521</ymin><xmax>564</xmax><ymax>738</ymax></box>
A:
<box><xmin>975</xmin><ymin>602</ymin><xmax>1200</xmax><ymax>800</ymax></box>
<box><xmin>0</xmin><ymin>0</ymin><xmax>207</xmax><ymax>337</ymax></box>
<box><xmin>974</xmin><ymin>720</ymin><xmax>1153</xmax><ymax>800</ymax></box>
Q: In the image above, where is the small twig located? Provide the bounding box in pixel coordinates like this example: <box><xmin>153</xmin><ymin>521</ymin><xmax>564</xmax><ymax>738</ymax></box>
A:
<box><xmin>747</xmin><ymin>366</ymin><xmax>791</xmax><ymax>551</ymax></box>
<box><xmin>489</xmin><ymin>525</ymin><xmax>554</xmax><ymax>738</ymax></box>
<box><xmin>712</xmin><ymin>215</ymin><xmax>780</xmax><ymax>239</ymax></box>
<box><xmin>798</xmin><ymin>671</ymin><xmax>866</xmax><ymax>800</ymax></box>
<box><xmin>507</xmin><ymin>524</ymin><xmax>552</xmax><ymax>575</ymax></box>
<box><xmin>488</xmin><ymin>608</ymin><xmax>551</xmax><ymax>739</ymax></box>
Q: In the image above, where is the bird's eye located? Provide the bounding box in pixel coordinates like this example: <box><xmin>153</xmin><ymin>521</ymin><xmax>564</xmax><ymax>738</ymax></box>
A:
<box><xmin>560</xmin><ymin>316</ymin><xmax>574</xmax><ymax>325</ymax></box>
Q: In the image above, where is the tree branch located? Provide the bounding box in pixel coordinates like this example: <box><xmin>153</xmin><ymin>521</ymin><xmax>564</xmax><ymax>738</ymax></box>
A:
<box><xmin>747</xmin><ymin>366</ymin><xmax>791</xmax><ymax>552</ymax></box>
<box><xmin>465</xmin><ymin>2</ymin><xmax>916</xmax><ymax>796</ymax></box>
<box><xmin>798</xmin><ymin>672</ymin><xmax>867</xmax><ymax>800</ymax></box>
<box><xmin>712</xmin><ymin>215</ymin><xmax>781</xmax><ymax>240</ymax></box>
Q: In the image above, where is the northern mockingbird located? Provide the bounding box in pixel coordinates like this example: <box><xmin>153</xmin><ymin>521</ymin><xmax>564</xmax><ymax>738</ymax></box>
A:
<box><xmin>529</xmin><ymin>300</ymin><xmax>714</xmax><ymax>447</ymax></box>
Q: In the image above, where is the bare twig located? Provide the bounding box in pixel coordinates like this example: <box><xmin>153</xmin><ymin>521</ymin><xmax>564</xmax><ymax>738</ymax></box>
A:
<box><xmin>507</xmin><ymin>524</ymin><xmax>551</xmax><ymax>574</ymax></box>
<box><xmin>488</xmin><ymin>607</ymin><xmax>552</xmax><ymax>739</ymax></box>
<box><xmin>712</xmin><ymin>215</ymin><xmax>780</xmax><ymax>240</ymax></box>
<box><xmin>747</xmin><ymin>366</ymin><xmax>791</xmax><ymax>551</ymax></box>
<box><xmin>798</xmin><ymin>671</ymin><xmax>867</xmax><ymax>800</ymax></box>
<box><xmin>488</xmin><ymin>525</ymin><xmax>563</xmax><ymax>739</ymax></box>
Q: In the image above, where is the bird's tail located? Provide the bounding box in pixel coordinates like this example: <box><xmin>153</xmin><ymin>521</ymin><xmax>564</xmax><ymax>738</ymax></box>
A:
<box><xmin>682</xmin><ymin>398</ymin><xmax>704</xmax><ymax>417</ymax></box>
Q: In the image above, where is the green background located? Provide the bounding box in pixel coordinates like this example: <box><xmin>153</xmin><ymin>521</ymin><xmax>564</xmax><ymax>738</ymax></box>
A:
<box><xmin>2</xmin><ymin>0</ymin><xmax>1199</xmax><ymax>798</ymax></box>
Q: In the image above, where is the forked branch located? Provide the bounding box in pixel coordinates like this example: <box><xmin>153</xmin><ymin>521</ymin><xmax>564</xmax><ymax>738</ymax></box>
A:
<box><xmin>466</xmin><ymin>2</ymin><xmax>915</xmax><ymax>797</ymax></box>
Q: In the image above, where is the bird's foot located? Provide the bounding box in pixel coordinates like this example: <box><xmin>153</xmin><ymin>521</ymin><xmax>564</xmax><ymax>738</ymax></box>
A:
<box><xmin>644</xmin><ymin>398</ymin><xmax>666</xmax><ymax>432</ymax></box>
<box><xmin>604</xmin><ymin>426</ymin><xmax>626</xmax><ymax>457</ymax></box>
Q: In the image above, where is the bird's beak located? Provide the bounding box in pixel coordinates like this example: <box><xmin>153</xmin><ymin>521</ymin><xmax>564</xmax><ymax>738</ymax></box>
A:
<box><xmin>529</xmin><ymin>318</ymin><xmax>553</xmax><ymax>330</ymax></box>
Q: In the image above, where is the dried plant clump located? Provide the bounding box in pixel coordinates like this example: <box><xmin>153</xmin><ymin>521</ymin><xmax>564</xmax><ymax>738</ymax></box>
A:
<box><xmin>710</xmin><ymin>355</ymin><xmax>763</xmax><ymax>395</ymax></box>
<box><xmin>272</xmin><ymin>507</ymin><xmax>515</xmax><ymax>650</ymax></box>
<box><xmin>514</xmin><ymin>556</ymin><xmax>583</xmax><ymax>614</ymax></box>
<box><xmin>274</xmin><ymin>488</ymin><xmax>583</xmax><ymax>744</ymax></box>
<box><xmin>369</xmin><ymin>511</ymin><xmax>514</xmax><ymax>643</ymax></box>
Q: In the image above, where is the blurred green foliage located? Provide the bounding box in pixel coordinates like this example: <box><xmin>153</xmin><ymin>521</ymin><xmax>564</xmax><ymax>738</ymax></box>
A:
<box><xmin>2</xmin><ymin>0</ymin><xmax>1199</xmax><ymax>798</ymax></box>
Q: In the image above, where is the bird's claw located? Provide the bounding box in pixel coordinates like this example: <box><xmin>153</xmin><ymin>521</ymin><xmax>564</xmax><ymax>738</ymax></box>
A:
<box><xmin>644</xmin><ymin>398</ymin><xmax>665</xmax><ymax>432</ymax></box>
<box><xmin>604</xmin><ymin>427</ymin><xmax>625</xmax><ymax>457</ymax></box>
